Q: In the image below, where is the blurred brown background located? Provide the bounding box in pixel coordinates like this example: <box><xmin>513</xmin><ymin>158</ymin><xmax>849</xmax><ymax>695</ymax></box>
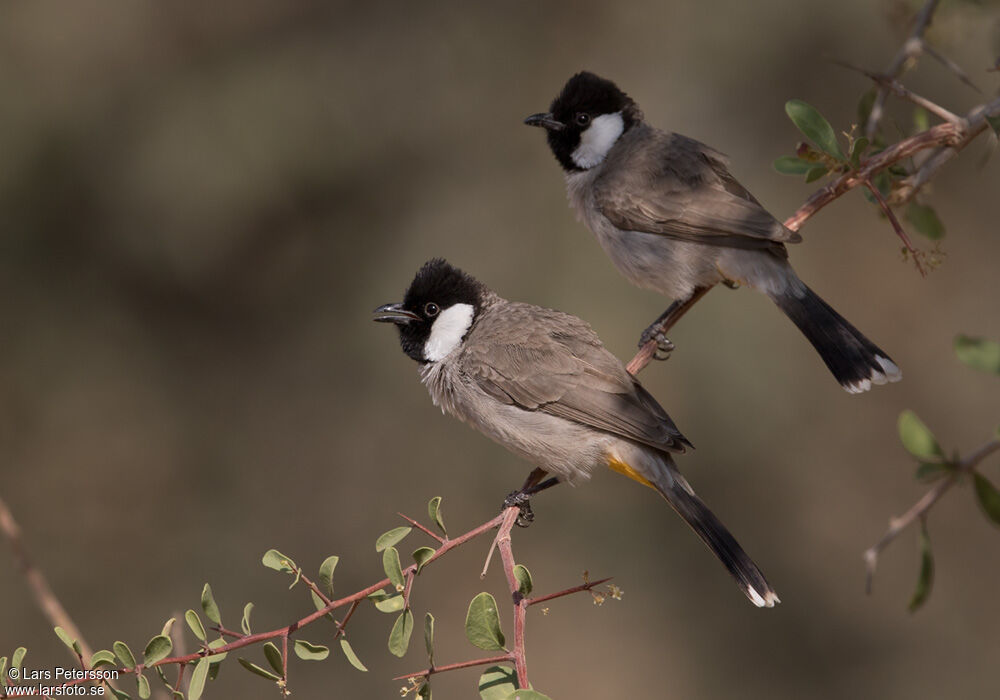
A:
<box><xmin>2</xmin><ymin>1</ymin><xmax>999</xmax><ymax>698</ymax></box>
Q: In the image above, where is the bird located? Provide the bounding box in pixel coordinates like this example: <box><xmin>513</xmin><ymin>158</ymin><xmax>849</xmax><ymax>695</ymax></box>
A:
<box><xmin>525</xmin><ymin>71</ymin><xmax>901</xmax><ymax>394</ymax></box>
<box><xmin>373</xmin><ymin>258</ymin><xmax>778</xmax><ymax>607</ymax></box>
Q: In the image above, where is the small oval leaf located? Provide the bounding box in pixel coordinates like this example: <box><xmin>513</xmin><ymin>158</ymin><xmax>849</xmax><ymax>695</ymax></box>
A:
<box><xmin>136</xmin><ymin>673</ymin><xmax>151</xmax><ymax>700</ymax></box>
<box><xmin>509</xmin><ymin>691</ymin><xmax>554</xmax><ymax>700</ymax></box>
<box><xmin>241</xmin><ymin>602</ymin><xmax>254</xmax><ymax>636</ymax></box>
<box><xmin>113</xmin><ymin>641</ymin><xmax>137</xmax><ymax>669</ymax></box>
<box><xmin>478</xmin><ymin>665</ymin><xmax>518</xmax><ymax>700</ymax></box>
<box><xmin>185</xmin><ymin>610</ymin><xmax>206</xmax><ymax>642</ymax></box>
<box><xmin>898</xmin><ymin>410</ymin><xmax>943</xmax><ymax>460</ymax></box>
<box><xmin>237</xmin><ymin>657</ymin><xmax>281</xmax><ymax>681</ymax></box>
<box><xmin>383</xmin><ymin>547</ymin><xmax>405</xmax><ymax>591</ymax></box>
<box><xmin>513</xmin><ymin>565</ymin><xmax>533</xmax><ymax>596</ymax></box>
<box><xmin>804</xmin><ymin>165</ymin><xmax>828</xmax><ymax>183</ymax></box>
<box><xmin>340</xmin><ymin>638</ymin><xmax>368</xmax><ymax>672</ymax></box>
<box><xmin>261</xmin><ymin>549</ymin><xmax>295</xmax><ymax>574</ymax></box>
<box><xmin>905</xmin><ymin>203</ymin><xmax>945</xmax><ymax>240</ymax></box>
<box><xmin>412</xmin><ymin>546</ymin><xmax>435</xmax><ymax>574</ymax></box>
<box><xmin>143</xmin><ymin>635</ymin><xmax>172</xmax><ymax>666</ymax></box>
<box><xmin>428</xmin><ymin>497</ymin><xmax>447</xmax><ymax>536</ymax></box>
<box><xmin>187</xmin><ymin>657</ymin><xmax>210</xmax><ymax>700</ymax></box>
<box><xmin>785</xmin><ymin>99</ymin><xmax>845</xmax><ymax>160</ymax></box>
<box><xmin>376</xmin><ymin>527</ymin><xmax>412</xmax><ymax>552</ymax></box>
<box><xmin>90</xmin><ymin>649</ymin><xmax>117</xmax><ymax>668</ymax></box>
<box><xmin>318</xmin><ymin>555</ymin><xmax>339</xmax><ymax>595</ymax></box>
<box><xmin>773</xmin><ymin>155</ymin><xmax>814</xmax><ymax>175</ymax></box>
<box><xmin>201</xmin><ymin>584</ymin><xmax>221</xmax><ymax>625</ymax></box>
<box><xmin>11</xmin><ymin>647</ymin><xmax>26</xmax><ymax>671</ymax></box>
<box><xmin>375</xmin><ymin>593</ymin><xmax>406</xmax><ymax>613</ymax></box>
<box><xmin>954</xmin><ymin>335</ymin><xmax>1000</xmax><ymax>375</ymax></box>
<box><xmin>424</xmin><ymin>612</ymin><xmax>435</xmax><ymax>663</ymax></box>
<box><xmin>465</xmin><ymin>593</ymin><xmax>505</xmax><ymax>651</ymax></box>
<box><xmin>55</xmin><ymin>627</ymin><xmax>81</xmax><ymax>655</ymax></box>
<box><xmin>388</xmin><ymin>609</ymin><xmax>414</xmax><ymax>658</ymax></box>
<box><xmin>262</xmin><ymin>642</ymin><xmax>283</xmax><ymax>676</ymax></box>
<box><xmin>294</xmin><ymin>639</ymin><xmax>330</xmax><ymax>661</ymax></box>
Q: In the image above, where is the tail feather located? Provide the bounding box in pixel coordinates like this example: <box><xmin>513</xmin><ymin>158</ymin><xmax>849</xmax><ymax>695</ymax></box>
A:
<box><xmin>772</xmin><ymin>284</ymin><xmax>901</xmax><ymax>394</ymax></box>
<box><xmin>653</xmin><ymin>467</ymin><xmax>779</xmax><ymax>608</ymax></box>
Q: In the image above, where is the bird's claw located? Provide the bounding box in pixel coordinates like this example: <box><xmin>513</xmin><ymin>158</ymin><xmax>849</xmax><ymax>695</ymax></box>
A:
<box><xmin>639</xmin><ymin>326</ymin><xmax>675</xmax><ymax>361</ymax></box>
<box><xmin>502</xmin><ymin>490</ymin><xmax>536</xmax><ymax>527</ymax></box>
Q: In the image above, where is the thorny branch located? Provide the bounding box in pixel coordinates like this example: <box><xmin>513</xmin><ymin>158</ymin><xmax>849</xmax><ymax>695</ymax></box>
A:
<box><xmin>864</xmin><ymin>439</ymin><xmax>1000</xmax><ymax>593</ymax></box>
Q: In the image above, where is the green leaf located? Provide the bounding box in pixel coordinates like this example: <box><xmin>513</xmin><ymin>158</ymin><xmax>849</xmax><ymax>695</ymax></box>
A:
<box><xmin>187</xmin><ymin>657</ymin><xmax>210</xmax><ymax>700</ymax></box>
<box><xmin>311</xmin><ymin>590</ymin><xmax>330</xmax><ymax>613</ymax></box>
<box><xmin>388</xmin><ymin>609</ymin><xmax>414</xmax><ymax>658</ymax></box>
<box><xmin>201</xmin><ymin>584</ymin><xmax>221</xmax><ymax>625</ymax></box>
<box><xmin>428</xmin><ymin>496</ymin><xmax>447</xmax><ymax>536</ymax></box>
<box><xmin>804</xmin><ymin>165</ymin><xmax>828</xmax><ymax>183</ymax></box>
<box><xmin>0</xmin><ymin>657</ymin><xmax>6</xmax><ymax>691</ymax></box>
<box><xmin>90</xmin><ymin>649</ymin><xmax>117</xmax><ymax>668</ymax></box>
<box><xmin>113</xmin><ymin>641</ymin><xmax>137</xmax><ymax>669</ymax></box>
<box><xmin>206</xmin><ymin>637</ymin><xmax>228</xmax><ymax>662</ymax></box>
<box><xmin>137</xmin><ymin>673</ymin><xmax>151</xmax><ymax>699</ymax></box>
<box><xmin>11</xmin><ymin>648</ymin><xmax>26</xmax><ymax>671</ymax></box>
<box><xmin>55</xmin><ymin>626</ymin><xmax>81</xmax><ymax>655</ymax></box>
<box><xmin>908</xmin><ymin>520</ymin><xmax>934</xmax><ymax>612</ymax></box>
<box><xmin>849</xmin><ymin>136</ymin><xmax>869</xmax><ymax>168</ymax></box>
<box><xmin>785</xmin><ymin>99</ymin><xmax>845</xmax><ymax>160</ymax></box>
<box><xmin>424</xmin><ymin>612</ymin><xmax>435</xmax><ymax>664</ymax></box>
<box><xmin>905</xmin><ymin>203</ymin><xmax>945</xmax><ymax>240</ymax></box>
<box><xmin>339</xmin><ymin>639</ymin><xmax>368</xmax><ymax>672</ymax></box>
<box><xmin>954</xmin><ymin>335</ymin><xmax>1000</xmax><ymax>374</ymax></box>
<box><xmin>383</xmin><ymin>547</ymin><xmax>405</xmax><ymax>591</ymax></box>
<box><xmin>262</xmin><ymin>642</ymin><xmax>283</xmax><ymax>676</ymax></box>
<box><xmin>412</xmin><ymin>546</ymin><xmax>435</xmax><ymax>574</ymax></box>
<box><xmin>160</xmin><ymin>618</ymin><xmax>175</xmax><ymax>637</ymax></box>
<box><xmin>465</xmin><ymin>592</ymin><xmax>505</xmax><ymax>651</ymax></box>
<box><xmin>143</xmin><ymin>635</ymin><xmax>172</xmax><ymax>666</ymax></box>
<box><xmin>261</xmin><ymin>549</ymin><xmax>296</xmax><ymax>574</ymax></box>
<box><xmin>915</xmin><ymin>462</ymin><xmax>953</xmax><ymax>482</ymax></box>
<box><xmin>318</xmin><ymin>555</ymin><xmax>339</xmax><ymax>595</ymax></box>
<box><xmin>913</xmin><ymin>106</ymin><xmax>930</xmax><ymax>133</ymax></box>
<box><xmin>973</xmin><ymin>473</ymin><xmax>1000</xmax><ymax>526</ymax></box>
<box><xmin>294</xmin><ymin>639</ymin><xmax>330</xmax><ymax>661</ymax></box>
<box><xmin>508</xmin><ymin>691</ymin><xmax>554</xmax><ymax>700</ymax></box>
<box><xmin>375</xmin><ymin>593</ymin><xmax>406</xmax><ymax>613</ymax></box>
<box><xmin>106</xmin><ymin>683</ymin><xmax>131</xmax><ymax>699</ymax></box>
<box><xmin>241</xmin><ymin>602</ymin><xmax>254</xmax><ymax>636</ymax></box>
<box><xmin>238</xmin><ymin>658</ymin><xmax>281</xmax><ymax>681</ymax></box>
<box><xmin>376</xmin><ymin>526</ymin><xmax>412</xmax><ymax>552</ymax></box>
<box><xmin>418</xmin><ymin>682</ymin><xmax>432</xmax><ymax>700</ymax></box>
<box><xmin>898</xmin><ymin>410</ymin><xmax>944</xmax><ymax>460</ymax></box>
<box><xmin>773</xmin><ymin>155</ymin><xmax>814</xmax><ymax>175</ymax></box>
<box><xmin>479</xmin><ymin>666</ymin><xmax>518</xmax><ymax>700</ymax></box>
<box><xmin>185</xmin><ymin>610</ymin><xmax>206</xmax><ymax>642</ymax></box>
<box><xmin>513</xmin><ymin>565</ymin><xmax>533</xmax><ymax>596</ymax></box>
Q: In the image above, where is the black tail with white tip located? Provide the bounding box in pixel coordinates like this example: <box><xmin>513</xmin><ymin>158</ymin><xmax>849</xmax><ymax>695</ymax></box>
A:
<box><xmin>654</xmin><ymin>467</ymin><xmax>779</xmax><ymax>608</ymax></box>
<box><xmin>772</xmin><ymin>284</ymin><xmax>901</xmax><ymax>394</ymax></box>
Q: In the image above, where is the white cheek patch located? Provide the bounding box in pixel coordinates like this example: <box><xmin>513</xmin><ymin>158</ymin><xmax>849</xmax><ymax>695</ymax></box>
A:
<box><xmin>424</xmin><ymin>303</ymin><xmax>475</xmax><ymax>362</ymax></box>
<box><xmin>571</xmin><ymin>112</ymin><xmax>625</xmax><ymax>169</ymax></box>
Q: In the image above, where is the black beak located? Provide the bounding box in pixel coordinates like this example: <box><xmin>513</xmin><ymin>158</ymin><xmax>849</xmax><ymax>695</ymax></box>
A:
<box><xmin>524</xmin><ymin>112</ymin><xmax>565</xmax><ymax>131</ymax></box>
<box><xmin>373</xmin><ymin>303</ymin><xmax>421</xmax><ymax>325</ymax></box>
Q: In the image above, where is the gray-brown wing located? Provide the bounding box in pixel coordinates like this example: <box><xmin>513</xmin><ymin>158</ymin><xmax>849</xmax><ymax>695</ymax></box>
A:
<box><xmin>594</xmin><ymin>128</ymin><xmax>801</xmax><ymax>249</ymax></box>
<box><xmin>463</xmin><ymin>305</ymin><xmax>691</xmax><ymax>454</ymax></box>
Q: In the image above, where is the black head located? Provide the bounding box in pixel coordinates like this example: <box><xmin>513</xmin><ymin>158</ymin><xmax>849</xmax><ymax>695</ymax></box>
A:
<box><xmin>524</xmin><ymin>71</ymin><xmax>641</xmax><ymax>171</ymax></box>
<box><xmin>373</xmin><ymin>258</ymin><xmax>486</xmax><ymax>363</ymax></box>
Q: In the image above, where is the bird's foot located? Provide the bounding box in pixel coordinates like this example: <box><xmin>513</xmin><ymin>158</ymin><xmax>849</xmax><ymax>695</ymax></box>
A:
<box><xmin>502</xmin><ymin>490</ymin><xmax>536</xmax><ymax>528</ymax></box>
<box><xmin>639</xmin><ymin>325</ymin><xmax>675</xmax><ymax>361</ymax></box>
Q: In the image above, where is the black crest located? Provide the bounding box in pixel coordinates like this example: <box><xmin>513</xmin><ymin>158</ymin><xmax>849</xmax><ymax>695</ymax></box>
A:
<box><xmin>392</xmin><ymin>259</ymin><xmax>485</xmax><ymax>362</ymax></box>
<box><xmin>545</xmin><ymin>71</ymin><xmax>641</xmax><ymax>171</ymax></box>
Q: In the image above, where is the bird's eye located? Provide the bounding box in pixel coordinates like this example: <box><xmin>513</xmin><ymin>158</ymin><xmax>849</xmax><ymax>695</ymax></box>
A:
<box><xmin>575</xmin><ymin>113</ymin><xmax>590</xmax><ymax>126</ymax></box>
<box><xmin>424</xmin><ymin>302</ymin><xmax>440</xmax><ymax>317</ymax></box>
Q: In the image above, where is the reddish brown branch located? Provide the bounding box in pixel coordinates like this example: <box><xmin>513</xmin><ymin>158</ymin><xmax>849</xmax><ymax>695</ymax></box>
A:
<box><xmin>862</xmin><ymin>180</ymin><xmax>925</xmax><ymax>276</ymax></box>
<box><xmin>398</xmin><ymin>512</ymin><xmax>446</xmax><ymax>544</ymax></box>
<box><xmin>526</xmin><ymin>577</ymin><xmax>613</xmax><ymax>607</ymax></box>
<box><xmin>393</xmin><ymin>654</ymin><xmax>513</xmax><ymax>681</ymax></box>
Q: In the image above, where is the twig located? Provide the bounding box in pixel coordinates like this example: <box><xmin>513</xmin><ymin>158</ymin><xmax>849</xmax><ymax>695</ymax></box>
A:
<box><xmin>393</xmin><ymin>654</ymin><xmax>512</xmax><ymax>681</ymax></box>
<box><xmin>832</xmin><ymin>59</ymin><xmax>963</xmax><ymax>125</ymax></box>
<box><xmin>922</xmin><ymin>42</ymin><xmax>981</xmax><ymax>94</ymax></box>
<box><xmin>865</xmin><ymin>0</ymin><xmax>941</xmax><ymax>139</ymax></box>
<box><xmin>399</xmin><ymin>512</ymin><xmax>446</xmax><ymax>544</ymax></box>
<box><xmin>862</xmin><ymin>179</ymin><xmax>926</xmax><ymax>276</ymax></box>
<box><xmin>0</xmin><ymin>494</ymin><xmax>94</xmax><ymax>662</ymax></box>
<box><xmin>526</xmin><ymin>577</ymin><xmax>613</xmax><ymax>607</ymax></box>
<box><xmin>864</xmin><ymin>439</ymin><xmax>1000</xmax><ymax>593</ymax></box>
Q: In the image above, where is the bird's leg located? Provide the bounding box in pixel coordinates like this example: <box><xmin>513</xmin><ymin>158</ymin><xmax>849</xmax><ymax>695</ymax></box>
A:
<box><xmin>503</xmin><ymin>468</ymin><xmax>560</xmax><ymax>527</ymax></box>
<box><xmin>638</xmin><ymin>286</ymin><xmax>713</xmax><ymax>360</ymax></box>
